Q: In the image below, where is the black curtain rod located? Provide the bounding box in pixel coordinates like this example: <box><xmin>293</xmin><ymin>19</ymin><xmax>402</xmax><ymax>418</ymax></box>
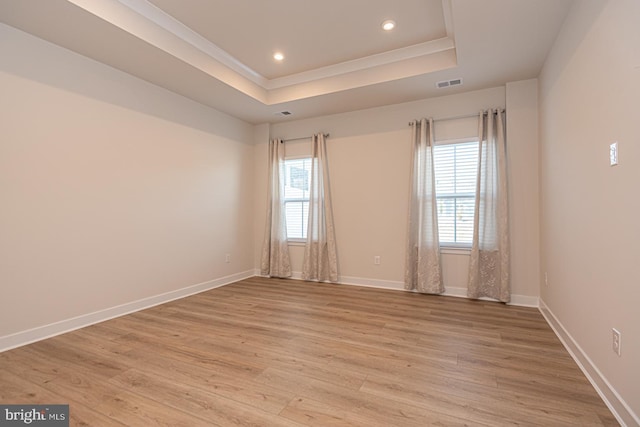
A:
<box><xmin>280</xmin><ymin>133</ymin><xmax>330</xmax><ymax>143</ymax></box>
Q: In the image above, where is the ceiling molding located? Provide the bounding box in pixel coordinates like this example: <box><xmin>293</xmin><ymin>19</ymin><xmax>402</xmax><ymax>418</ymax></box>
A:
<box><xmin>268</xmin><ymin>49</ymin><xmax>458</xmax><ymax>104</ymax></box>
<box><xmin>442</xmin><ymin>0</ymin><xmax>455</xmax><ymax>41</ymax></box>
<box><xmin>116</xmin><ymin>0</ymin><xmax>267</xmax><ymax>85</ymax></box>
<box><xmin>68</xmin><ymin>0</ymin><xmax>269</xmax><ymax>102</ymax></box>
<box><xmin>67</xmin><ymin>0</ymin><xmax>457</xmax><ymax>106</ymax></box>
<box><xmin>265</xmin><ymin>37</ymin><xmax>456</xmax><ymax>90</ymax></box>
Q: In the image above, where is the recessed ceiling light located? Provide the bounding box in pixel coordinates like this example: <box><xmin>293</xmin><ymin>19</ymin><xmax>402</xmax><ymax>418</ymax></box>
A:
<box><xmin>273</xmin><ymin>52</ymin><xmax>284</xmax><ymax>61</ymax></box>
<box><xmin>382</xmin><ymin>20</ymin><xmax>396</xmax><ymax>31</ymax></box>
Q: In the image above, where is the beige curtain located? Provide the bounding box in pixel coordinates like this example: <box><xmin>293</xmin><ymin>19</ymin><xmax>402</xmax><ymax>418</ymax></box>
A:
<box><xmin>302</xmin><ymin>133</ymin><xmax>338</xmax><ymax>282</ymax></box>
<box><xmin>468</xmin><ymin>109</ymin><xmax>510</xmax><ymax>302</ymax></box>
<box><xmin>260</xmin><ymin>139</ymin><xmax>292</xmax><ymax>278</ymax></box>
<box><xmin>405</xmin><ymin>118</ymin><xmax>443</xmax><ymax>294</ymax></box>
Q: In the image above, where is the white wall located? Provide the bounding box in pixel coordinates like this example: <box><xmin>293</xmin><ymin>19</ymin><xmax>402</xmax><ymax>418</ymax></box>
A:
<box><xmin>254</xmin><ymin>85</ymin><xmax>541</xmax><ymax>304</ymax></box>
<box><xmin>538</xmin><ymin>0</ymin><xmax>640</xmax><ymax>424</ymax></box>
<box><xmin>0</xmin><ymin>24</ymin><xmax>255</xmax><ymax>345</ymax></box>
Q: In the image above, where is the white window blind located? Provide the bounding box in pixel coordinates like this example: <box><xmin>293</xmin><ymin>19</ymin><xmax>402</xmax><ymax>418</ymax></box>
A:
<box><xmin>283</xmin><ymin>158</ymin><xmax>312</xmax><ymax>240</ymax></box>
<box><xmin>433</xmin><ymin>141</ymin><xmax>479</xmax><ymax>247</ymax></box>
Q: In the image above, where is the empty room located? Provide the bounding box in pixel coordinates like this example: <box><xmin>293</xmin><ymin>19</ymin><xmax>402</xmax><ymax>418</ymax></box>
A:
<box><xmin>1</xmin><ymin>0</ymin><xmax>638</xmax><ymax>425</ymax></box>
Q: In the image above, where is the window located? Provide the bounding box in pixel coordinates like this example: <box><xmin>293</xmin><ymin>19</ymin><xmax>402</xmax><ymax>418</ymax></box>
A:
<box><xmin>433</xmin><ymin>140</ymin><xmax>479</xmax><ymax>247</ymax></box>
<box><xmin>283</xmin><ymin>158</ymin><xmax>312</xmax><ymax>240</ymax></box>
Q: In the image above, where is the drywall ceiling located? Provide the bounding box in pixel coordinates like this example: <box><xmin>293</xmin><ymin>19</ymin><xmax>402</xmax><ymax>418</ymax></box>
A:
<box><xmin>0</xmin><ymin>0</ymin><xmax>573</xmax><ymax>124</ymax></box>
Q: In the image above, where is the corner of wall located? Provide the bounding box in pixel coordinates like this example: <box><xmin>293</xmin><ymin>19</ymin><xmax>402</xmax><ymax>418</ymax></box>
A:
<box><xmin>252</xmin><ymin>123</ymin><xmax>271</xmax><ymax>271</ymax></box>
<box><xmin>505</xmin><ymin>78</ymin><xmax>541</xmax><ymax>299</ymax></box>
<box><xmin>539</xmin><ymin>299</ymin><xmax>639</xmax><ymax>426</ymax></box>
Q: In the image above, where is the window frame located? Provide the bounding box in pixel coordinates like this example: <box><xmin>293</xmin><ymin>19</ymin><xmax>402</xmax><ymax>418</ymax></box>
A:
<box><xmin>282</xmin><ymin>155</ymin><xmax>312</xmax><ymax>244</ymax></box>
<box><xmin>433</xmin><ymin>137</ymin><xmax>479</xmax><ymax>251</ymax></box>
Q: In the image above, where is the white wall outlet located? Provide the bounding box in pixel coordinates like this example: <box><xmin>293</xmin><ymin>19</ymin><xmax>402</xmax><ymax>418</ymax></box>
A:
<box><xmin>612</xmin><ymin>328</ymin><xmax>621</xmax><ymax>356</ymax></box>
<box><xmin>373</xmin><ymin>255</ymin><xmax>381</xmax><ymax>265</ymax></box>
<box><xmin>610</xmin><ymin>142</ymin><xmax>619</xmax><ymax>166</ymax></box>
<box><xmin>544</xmin><ymin>272</ymin><xmax>548</xmax><ymax>286</ymax></box>
<box><xmin>225</xmin><ymin>253</ymin><xmax>231</xmax><ymax>263</ymax></box>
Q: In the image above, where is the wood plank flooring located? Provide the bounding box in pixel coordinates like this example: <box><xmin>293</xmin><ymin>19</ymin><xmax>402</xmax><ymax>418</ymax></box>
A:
<box><xmin>0</xmin><ymin>277</ymin><xmax>618</xmax><ymax>426</ymax></box>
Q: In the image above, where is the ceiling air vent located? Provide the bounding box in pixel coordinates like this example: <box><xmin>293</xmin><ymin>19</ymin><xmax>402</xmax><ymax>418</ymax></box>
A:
<box><xmin>436</xmin><ymin>78</ymin><xmax>463</xmax><ymax>89</ymax></box>
<box><xmin>274</xmin><ymin>111</ymin><xmax>292</xmax><ymax>116</ymax></box>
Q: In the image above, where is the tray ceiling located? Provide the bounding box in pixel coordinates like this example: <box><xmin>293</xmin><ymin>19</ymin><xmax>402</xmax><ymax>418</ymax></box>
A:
<box><xmin>0</xmin><ymin>0</ymin><xmax>573</xmax><ymax>123</ymax></box>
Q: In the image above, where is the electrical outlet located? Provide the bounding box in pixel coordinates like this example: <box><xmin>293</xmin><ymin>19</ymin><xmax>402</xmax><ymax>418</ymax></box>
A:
<box><xmin>544</xmin><ymin>272</ymin><xmax>548</xmax><ymax>286</ymax></box>
<box><xmin>612</xmin><ymin>328</ymin><xmax>621</xmax><ymax>356</ymax></box>
<box><xmin>225</xmin><ymin>253</ymin><xmax>231</xmax><ymax>263</ymax></box>
<box><xmin>373</xmin><ymin>256</ymin><xmax>381</xmax><ymax>265</ymax></box>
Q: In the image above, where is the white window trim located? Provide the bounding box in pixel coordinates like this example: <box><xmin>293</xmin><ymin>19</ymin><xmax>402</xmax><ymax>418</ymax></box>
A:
<box><xmin>440</xmin><ymin>246</ymin><xmax>472</xmax><ymax>254</ymax></box>
<box><xmin>283</xmin><ymin>155</ymin><xmax>312</xmax><ymax>243</ymax></box>
<box><xmin>284</xmin><ymin>154</ymin><xmax>311</xmax><ymax>160</ymax></box>
<box><xmin>434</xmin><ymin>136</ymin><xmax>477</xmax><ymax>146</ymax></box>
<box><xmin>434</xmin><ymin>137</ymin><xmax>478</xmax><ymax>250</ymax></box>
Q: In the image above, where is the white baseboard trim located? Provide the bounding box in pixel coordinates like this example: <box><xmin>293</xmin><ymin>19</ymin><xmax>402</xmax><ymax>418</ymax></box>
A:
<box><xmin>507</xmin><ymin>294</ymin><xmax>539</xmax><ymax>308</ymax></box>
<box><xmin>339</xmin><ymin>276</ymin><xmax>538</xmax><ymax>307</ymax></box>
<box><xmin>539</xmin><ymin>299</ymin><xmax>639</xmax><ymax>427</ymax></box>
<box><xmin>255</xmin><ymin>270</ymin><xmax>538</xmax><ymax>308</ymax></box>
<box><xmin>337</xmin><ymin>275</ymin><xmax>406</xmax><ymax>290</ymax></box>
<box><xmin>443</xmin><ymin>286</ymin><xmax>539</xmax><ymax>307</ymax></box>
<box><xmin>0</xmin><ymin>270</ymin><xmax>255</xmax><ymax>353</ymax></box>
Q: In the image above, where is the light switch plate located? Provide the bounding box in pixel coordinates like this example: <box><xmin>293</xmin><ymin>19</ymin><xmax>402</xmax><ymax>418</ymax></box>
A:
<box><xmin>610</xmin><ymin>142</ymin><xmax>619</xmax><ymax>166</ymax></box>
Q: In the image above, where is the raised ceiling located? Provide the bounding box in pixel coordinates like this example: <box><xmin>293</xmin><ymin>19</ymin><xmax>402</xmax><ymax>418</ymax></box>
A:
<box><xmin>148</xmin><ymin>0</ymin><xmax>448</xmax><ymax>79</ymax></box>
<box><xmin>0</xmin><ymin>0</ymin><xmax>573</xmax><ymax>124</ymax></box>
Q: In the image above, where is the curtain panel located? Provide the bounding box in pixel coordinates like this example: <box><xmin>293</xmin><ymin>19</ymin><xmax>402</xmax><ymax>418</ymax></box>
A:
<box><xmin>405</xmin><ymin>118</ymin><xmax>444</xmax><ymax>294</ymax></box>
<box><xmin>468</xmin><ymin>109</ymin><xmax>510</xmax><ymax>302</ymax></box>
<box><xmin>302</xmin><ymin>133</ymin><xmax>338</xmax><ymax>282</ymax></box>
<box><xmin>260</xmin><ymin>139</ymin><xmax>292</xmax><ymax>278</ymax></box>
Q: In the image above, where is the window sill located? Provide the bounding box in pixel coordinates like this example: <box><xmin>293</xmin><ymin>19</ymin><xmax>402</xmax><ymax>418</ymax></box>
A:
<box><xmin>287</xmin><ymin>240</ymin><xmax>306</xmax><ymax>247</ymax></box>
<box><xmin>440</xmin><ymin>246</ymin><xmax>471</xmax><ymax>255</ymax></box>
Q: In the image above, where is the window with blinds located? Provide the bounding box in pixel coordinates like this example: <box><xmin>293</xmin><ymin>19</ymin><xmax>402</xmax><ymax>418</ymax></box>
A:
<box><xmin>283</xmin><ymin>158</ymin><xmax>312</xmax><ymax>240</ymax></box>
<box><xmin>433</xmin><ymin>140</ymin><xmax>479</xmax><ymax>247</ymax></box>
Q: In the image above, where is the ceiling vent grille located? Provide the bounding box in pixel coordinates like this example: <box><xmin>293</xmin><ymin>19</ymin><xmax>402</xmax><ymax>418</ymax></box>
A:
<box><xmin>436</xmin><ymin>78</ymin><xmax>463</xmax><ymax>89</ymax></box>
<box><xmin>274</xmin><ymin>111</ymin><xmax>292</xmax><ymax>116</ymax></box>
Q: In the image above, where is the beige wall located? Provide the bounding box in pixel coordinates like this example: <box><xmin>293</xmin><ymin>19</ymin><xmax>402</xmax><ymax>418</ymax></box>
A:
<box><xmin>506</xmin><ymin>80</ymin><xmax>540</xmax><ymax>299</ymax></box>
<box><xmin>0</xmin><ymin>25</ymin><xmax>255</xmax><ymax>340</ymax></box>
<box><xmin>255</xmin><ymin>85</ymin><xmax>541</xmax><ymax>303</ymax></box>
<box><xmin>539</xmin><ymin>0</ymin><xmax>640</xmax><ymax>422</ymax></box>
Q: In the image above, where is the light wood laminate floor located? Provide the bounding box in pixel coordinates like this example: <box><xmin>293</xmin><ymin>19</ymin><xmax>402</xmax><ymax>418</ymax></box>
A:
<box><xmin>0</xmin><ymin>277</ymin><xmax>618</xmax><ymax>426</ymax></box>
